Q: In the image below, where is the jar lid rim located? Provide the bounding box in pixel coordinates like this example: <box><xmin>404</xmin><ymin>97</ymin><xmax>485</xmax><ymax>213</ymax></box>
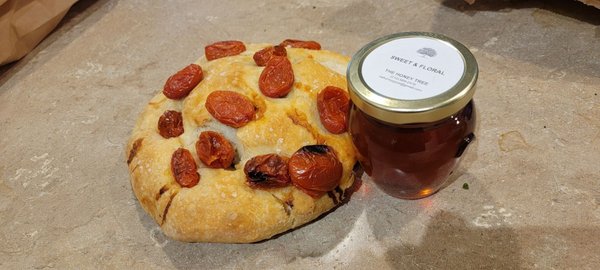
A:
<box><xmin>347</xmin><ymin>32</ymin><xmax>478</xmax><ymax>124</ymax></box>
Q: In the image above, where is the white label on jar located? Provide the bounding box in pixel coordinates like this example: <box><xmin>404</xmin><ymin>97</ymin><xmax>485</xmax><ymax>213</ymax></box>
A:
<box><xmin>361</xmin><ymin>37</ymin><xmax>465</xmax><ymax>100</ymax></box>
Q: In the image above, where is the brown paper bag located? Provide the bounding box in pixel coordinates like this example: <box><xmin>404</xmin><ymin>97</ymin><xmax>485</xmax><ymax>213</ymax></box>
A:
<box><xmin>0</xmin><ymin>0</ymin><xmax>77</xmax><ymax>65</ymax></box>
<box><xmin>573</xmin><ymin>0</ymin><xmax>600</xmax><ymax>8</ymax></box>
<box><xmin>464</xmin><ymin>0</ymin><xmax>600</xmax><ymax>9</ymax></box>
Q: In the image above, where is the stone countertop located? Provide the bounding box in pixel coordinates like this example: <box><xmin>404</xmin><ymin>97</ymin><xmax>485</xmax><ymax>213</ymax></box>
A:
<box><xmin>1</xmin><ymin>0</ymin><xmax>599</xmax><ymax>269</ymax></box>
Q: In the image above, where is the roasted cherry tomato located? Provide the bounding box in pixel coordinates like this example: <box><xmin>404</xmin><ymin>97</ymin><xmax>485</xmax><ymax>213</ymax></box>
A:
<box><xmin>196</xmin><ymin>131</ymin><xmax>235</xmax><ymax>168</ymax></box>
<box><xmin>289</xmin><ymin>145</ymin><xmax>342</xmax><ymax>197</ymax></box>
<box><xmin>158</xmin><ymin>110</ymin><xmax>184</xmax><ymax>138</ymax></box>
<box><xmin>258</xmin><ymin>56</ymin><xmax>294</xmax><ymax>98</ymax></box>
<box><xmin>244</xmin><ymin>154</ymin><xmax>291</xmax><ymax>188</ymax></box>
<box><xmin>171</xmin><ymin>148</ymin><xmax>200</xmax><ymax>188</ymax></box>
<box><xmin>205</xmin><ymin>90</ymin><xmax>256</xmax><ymax>128</ymax></box>
<box><xmin>205</xmin><ymin>40</ymin><xmax>246</xmax><ymax>61</ymax></box>
<box><xmin>253</xmin><ymin>45</ymin><xmax>287</xmax><ymax>66</ymax></box>
<box><xmin>163</xmin><ymin>64</ymin><xmax>203</xmax><ymax>100</ymax></box>
<box><xmin>317</xmin><ymin>86</ymin><xmax>350</xmax><ymax>134</ymax></box>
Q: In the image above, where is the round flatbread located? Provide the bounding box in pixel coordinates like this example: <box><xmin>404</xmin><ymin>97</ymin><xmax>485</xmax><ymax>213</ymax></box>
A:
<box><xmin>125</xmin><ymin>41</ymin><xmax>357</xmax><ymax>243</ymax></box>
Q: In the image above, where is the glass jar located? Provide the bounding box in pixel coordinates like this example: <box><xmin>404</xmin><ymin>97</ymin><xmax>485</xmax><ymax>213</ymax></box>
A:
<box><xmin>347</xmin><ymin>32</ymin><xmax>478</xmax><ymax>200</ymax></box>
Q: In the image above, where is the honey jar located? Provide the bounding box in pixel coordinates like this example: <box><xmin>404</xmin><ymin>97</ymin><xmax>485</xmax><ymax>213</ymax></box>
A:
<box><xmin>347</xmin><ymin>32</ymin><xmax>478</xmax><ymax>199</ymax></box>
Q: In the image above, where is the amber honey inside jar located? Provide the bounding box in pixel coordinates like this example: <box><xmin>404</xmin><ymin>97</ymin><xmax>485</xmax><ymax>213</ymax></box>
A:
<box><xmin>347</xmin><ymin>32</ymin><xmax>478</xmax><ymax>200</ymax></box>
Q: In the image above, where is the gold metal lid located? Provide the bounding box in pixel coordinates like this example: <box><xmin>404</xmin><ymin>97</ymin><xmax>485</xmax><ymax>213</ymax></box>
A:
<box><xmin>347</xmin><ymin>32</ymin><xmax>478</xmax><ymax>124</ymax></box>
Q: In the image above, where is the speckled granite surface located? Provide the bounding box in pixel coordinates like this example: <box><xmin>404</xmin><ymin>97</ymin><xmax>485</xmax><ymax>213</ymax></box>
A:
<box><xmin>1</xmin><ymin>0</ymin><xmax>599</xmax><ymax>269</ymax></box>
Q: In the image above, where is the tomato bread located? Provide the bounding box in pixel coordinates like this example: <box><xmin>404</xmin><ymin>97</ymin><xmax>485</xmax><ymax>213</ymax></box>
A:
<box><xmin>126</xmin><ymin>40</ymin><xmax>357</xmax><ymax>243</ymax></box>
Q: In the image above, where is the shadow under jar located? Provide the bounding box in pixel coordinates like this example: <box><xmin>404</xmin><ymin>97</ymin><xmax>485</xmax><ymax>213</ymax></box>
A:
<box><xmin>347</xmin><ymin>32</ymin><xmax>478</xmax><ymax>200</ymax></box>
